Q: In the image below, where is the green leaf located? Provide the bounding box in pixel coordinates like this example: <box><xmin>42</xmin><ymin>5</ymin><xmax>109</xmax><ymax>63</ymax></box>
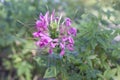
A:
<box><xmin>104</xmin><ymin>68</ymin><xmax>117</xmax><ymax>79</ymax></box>
<box><xmin>87</xmin><ymin>55</ymin><xmax>97</xmax><ymax>60</ymax></box>
<box><xmin>44</xmin><ymin>66</ymin><xmax>57</xmax><ymax>78</ymax></box>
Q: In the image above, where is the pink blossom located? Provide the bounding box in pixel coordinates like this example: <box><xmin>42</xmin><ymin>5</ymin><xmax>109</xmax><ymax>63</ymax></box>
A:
<box><xmin>68</xmin><ymin>36</ymin><xmax>74</xmax><ymax>44</ymax></box>
<box><xmin>49</xmin><ymin>48</ymin><xmax>53</xmax><ymax>54</ymax></box>
<box><xmin>65</xmin><ymin>18</ymin><xmax>71</xmax><ymax>27</ymax></box>
<box><xmin>33</xmin><ymin>32</ymin><xmax>39</xmax><ymax>38</ymax></box>
<box><xmin>36</xmin><ymin>36</ymin><xmax>52</xmax><ymax>48</ymax></box>
<box><xmin>36</xmin><ymin>20</ymin><xmax>47</xmax><ymax>31</ymax></box>
<box><xmin>51</xmin><ymin>10</ymin><xmax>55</xmax><ymax>21</ymax></box>
<box><xmin>68</xmin><ymin>27</ymin><xmax>77</xmax><ymax>36</ymax></box>
<box><xmin>62</xmin><ymin>36</ymin><xmax>68</xmax><ymax>42</ymax></box>
<box><xmin>50</xmin><ymin>42</ymin><xmax>56</xmax><ymax>48</ymax></box>
<box><xmin>44</xmin><ymin>11</ymin><xmax>49</xmax><ymax>26</ymax></box>
<box><xmin>39</xmin><ymin>13</ymin><xmax>44</xmax><ymax>20</ymax></box>
<box><xmin>60</xmin><ymin>43</ymin><xmax>65</xmax><ymax>49</ymax></box>
<box><xmin>53</xmin><ymin>38</ymin><xmax>59</xmax><ymax>42</ymax></box>
<box><xmin>60</xmin><ymin>49</ymin><xmax>65</xmax><ymax>56</ymax></box>
<box><xmin>67</xmin><ymin>44</ymin><xmax>74</xmax><ymax>51</ymax></box>
<box><xmin>41</xmin><ymin>36</ymin><xmax>52</xmax><ymax>43</ymax></box>
<box><xmin>36</xmin><ymin>40</ymin><xmax>47</xmax><ymax>48</ymax></box>
<box><xmin>33</xmin><ymin>10</ymin><xmax>77</xmax><ymax>56</ymax></box>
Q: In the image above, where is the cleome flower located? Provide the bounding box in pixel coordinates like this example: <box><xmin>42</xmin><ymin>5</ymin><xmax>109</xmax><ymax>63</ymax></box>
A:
<box><xmin>33</xmin><ymin>10</ymin><xmax>77</xmax><ymax>56</ymax></box>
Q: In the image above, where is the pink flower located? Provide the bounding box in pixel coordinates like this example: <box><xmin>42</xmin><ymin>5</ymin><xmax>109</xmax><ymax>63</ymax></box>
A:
<box><xmin>36</xmin><ymin>20</ymin><xmax>47</xmax><ymax>31</ymax></box>
<box><xmin>36</xmin><ymin>36</ymin><xmax>52</xmax><ymax>48</ymax></box>
<box><xmin>33</xmin><ymin>10</ymin><xmax>77</xmax><ymax>56</ymax></box>
<box><xmin>67</xmin><ymin>44</ymin><xmax>74</xmax><ymax>51</ymax></box>
<box><xmin>55</xmin><ymin>17</ymin><xmax>59</xmax><ymax>22</ymax></box>
<box><xmin>65</xmin><ymin>18</ymin><xmax>71</xmax><ymax>27</ymax></box>
<box><xmin>50</xmin><ymin>42</ymin><xmax>56</xmax><ymax>48</ymax></box>
<box><xmin>59</xmin><ymin>25</ymin><xmax>65</xmax><ymax>35</ymax></box>
<box><xmin>33</xmin><ymin>32</ymin><xmax>39</xmax><ymax>38</ymax></box>
<box><xmin>42</xmin><ymin>36</ymin><xmax>52</xmax><ymax>43</ymax></box>
<box><xmin>62</xmin><ymin>36</ymin><xmax>68</xmax><ymax>42</ymax></box>
<box><xmin>44</xmin><ymin>11</ymin><xmax>49</xmax><ymax>26</ymax></box>
<box><xmin>68</xmin><ymin>36</ymin><xmax>74</xmax><ymax>44</ymax></box>
<box><xmin>36</xmin><ymin>12</ymin><xmax>49</xmax><ymax>31</ymax></box>
<box><xmin>60</xmin><ymin>43</ymin><xmax>65</xmax><ymax>49</ymax></box>
<box><xmin>36</xmin><ymin>41</ymin><xmax>46</xmax><ymax>48</ymax></box>
<box><xmin>49</xmin><ymin>48</ymin><xmax>53</xmax><ymax>54</ymax></box>
<box><xmin>60</xmin><ymin>49</ymin><xmax>65</xmax><ymax>56</ymax></box>
<box><xmin>68</xmin><ymin>27</ymin><xmax>77</xmax><ymax>36</ymax></box>
<box><xmin>53</xmin><ymin>38</ymin><xmax>59</xmax><ymax>42</ymax></box>
<box><xmin>39</xmin><ymin>13</ymin><xmax>44</xmax><ymax>21</ymax></box>
<box><xmin>51</xmin><ymin>10</ymin><xmax>55</xmax><ymax>21</ymax></box>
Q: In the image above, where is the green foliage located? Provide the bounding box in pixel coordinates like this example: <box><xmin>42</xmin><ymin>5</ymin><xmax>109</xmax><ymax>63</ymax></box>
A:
<box><xmin>44</xmin><ymin>66</ymin><xmax>57</xmax><ymax>78</ymax></box>
<box><xmin>0</xmin><ymin>0</ymin><xmax>120</xmax><ymax>80</ymax></box>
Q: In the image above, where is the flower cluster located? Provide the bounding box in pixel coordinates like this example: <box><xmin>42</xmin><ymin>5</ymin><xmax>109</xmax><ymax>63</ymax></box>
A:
<box><xmin>33</xmin><ymin>10</ymin><xmax>77</xmax><ymax>56</ymax></box>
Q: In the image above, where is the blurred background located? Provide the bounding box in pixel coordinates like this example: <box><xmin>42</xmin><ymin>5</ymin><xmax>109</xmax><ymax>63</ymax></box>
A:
<box><xmin>0</xmin><ymin>0</ymin><xmax>120</xmax><ymax>80</ymax></box>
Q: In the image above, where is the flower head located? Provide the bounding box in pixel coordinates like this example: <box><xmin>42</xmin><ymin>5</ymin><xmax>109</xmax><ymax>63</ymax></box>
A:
<box><xmin>33</xmin><ymin>10</ymin><xmax>77</xmax><ymax>56</ymax></box>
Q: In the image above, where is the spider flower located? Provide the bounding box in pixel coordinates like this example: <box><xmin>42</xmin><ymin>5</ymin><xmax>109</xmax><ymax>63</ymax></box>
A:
<box><xmin>65</xmin><ymin>18</ymin><xmax>71</xmax><ymax>27</ymax></box>
<box><xmin>33</xmin><ymin>10</ymin><xmax>77</xmax><ymax>56</ymax></box>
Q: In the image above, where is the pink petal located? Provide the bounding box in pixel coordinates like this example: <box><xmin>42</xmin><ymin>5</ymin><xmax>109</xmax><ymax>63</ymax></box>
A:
<box><xmin>67</xmin><ymin>44</ymin><xmax>74</xmax><ymax>51</ymax></box>
<box><xmin>50</xmin><ymin>42</ymin><xmax>55</xmax><ymax>48</ymax></box>
<box><xmin>62</xmin><ymin>36</ymin><xmax>68</xmax><ymax>42</ymax></box>
<box><xmin>68</xmin><ymin>36</ymin><xmax>74</xmax><ymax>44</ymax></box>
<box><xmin>49</xmin><ymin>48</ymin><xmax>53</xmax><ymax>54</ymax></box>
<box><xmin>36</xmin><ymin>20</ymin><xmax>41</xmax><ymax>27</ymax></box>
<box><xmin>33</xmin><ymin>32</ymin><xmax>39</xmax><ymax>37</ymax></box>
<box><xmin>39</xmin><ymin>13</ymin><xmax>44</xmax><ymax>20</ymax></box>
<box><xmin>60</xmin><ymin>49</ymin><xmax>65</xmax><ymax>56</ymax></box>
<box><xmin>68</xmin><ymin>27</ymin><xmax>77</xmax><ymax>36</ymax></box>
<box><xmin>60</xmin><ymin>43</ymin><xmax>65</xmax><ymax>49</ymax></box>
<box><xmin>44</xmin><ymin>11</ymin><xmax>49</xmax><ymax>26</ymax></box>
<box><xmin>65</xmin><ymin>18</ymin><xmax>71</xmax><ymax>27</ymax></box>
<box><xmin>51</xmin><ymin>10</ymin><xmax>55</xmax><ymax>21</ymax></box>
<box><xmin>53</xmin><ymin>38</ymin><xmax>59</xmax><ymax>42</ymax></box>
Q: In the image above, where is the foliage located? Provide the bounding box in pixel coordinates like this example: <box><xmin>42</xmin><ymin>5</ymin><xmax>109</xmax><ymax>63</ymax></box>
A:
<box><xmin>0</xmin><ymin>0</ymin><xmax>120</xmax><ymax>80</ymax></box>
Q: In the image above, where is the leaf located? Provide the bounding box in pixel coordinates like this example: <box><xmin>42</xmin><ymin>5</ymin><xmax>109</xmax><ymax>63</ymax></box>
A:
<box><xmin>104</xmin><ymin>68</ymin><xmax>117</xmax><ymax>79</ymax></box>
<box><xmin>87</xmin><ymin>55</ymin><xmax>97</xmax><ymax>60</ymax></box>
<box><xmin>113</xmin><ymin>76</ymin><xmax>120</xmax><ymax>80</ymax></box>
<box><xmin>44</xmin><ymin>66</ymin><xmax>57</xmax><ymax>78</ymax></box>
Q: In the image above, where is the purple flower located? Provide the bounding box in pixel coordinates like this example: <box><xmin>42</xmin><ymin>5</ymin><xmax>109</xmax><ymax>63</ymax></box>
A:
<box><xmin>60</xmin><ymin>49</ymin><xmax>65</xmax><ymax>56</ymax></box>
<box><xmin>55</xmin><ymin>17</ymin><xmax>59</xmax><ymax>22</ymax></box>
<box><xmin>49</xmin><ymin>48</ymin><xmax>53</xmax><ymax>54</ymax></box>
<box><xmin>50</xmin><ymin>42</ymin><xmax>56</xmax><ymax>48</ymax></box>
<box><xmin>39</xmin><ymin>13</ymin><xmax>44</xmax><ymax>20</ymax></box>
<box><xmin>60</xmin><ymin>42</ymin><xmax>65</xmax><ymax>56</ymax></box>
<box><xmin>36</xmin><ymin>12</ymin><xmax>50</xmax><ymax>31</ymax></box>
<box><xmin>65</xmin><ymin>18</ymin><xmax>71</xmax><ymax>27</ymax></box>
<box><xmin>42</xmin><ymin>36</ymin><xmax>52</xmax><ymax>43</ymax></box>
<box><xmin>33</xmin><ymin>10</ymin><xmax>77</xmax><ymax>56</ymax></box>
<box><xmin>67</xmin><ymin>44</ymin><xmax>74</xmax><ymax>51</ymax></box>
<box><xmin>68</xmin><ymin>27</ymin><xmax>77</xmax><ymax>36</ymax></box>
<box><xmin>60</xmin><ymin>42</ymin><xmax>65</xmax><ymax>49</ymax></box>
<box><xmin>53</xmin><ymin>38</ymin><xmax>59</xmax><ymax>42</ymax></box>
<box><xmin>36</xmin><ymin>20</ymin><xmax>47</xmax><ymax>31</ymax></box>
<box><xmin>36</xmin><ymin>36</ymin><xmax>52</xmax><ymax>48</ymax></box>
<box><xmin>39</xmin><ymin>42</ymin><xmax>46</xmax><ymax>48</ymax></box>
<box><xmin>36</xmin><ymin>41</ymin><xmax>46</xmax><ymax>48</ymax></box>
<box><xmin>68</xmin><ymin>36</ymin><xmax>74</xmax><ymax>44</ymax></box>
<box><xmin>51</xmin><ymin>10</ymin><xmax>55</xmax><ymax>21</ymax></box>
<box><xmin>36</xmin><ymin>20</ymin><xmax>43</xmax><ymax>27</ymax></box>
<box><xmin>49</xmin><ymin>41</ymin><xmax>58</xmax><ymax>54</ymax></box>
<box><xmin>44</xmin><ymin>11</ymin><xmax>49</xmax><ymax>26</ymax></box>
<box><xmin>33</xmin><ymin>32</ymin><xmax>39</xmax><ymax>38</ymax></box>
<box><xmin>62</xmin><ymin>36</ymin><xmax>68</xmax><ymax>42</ymax></box>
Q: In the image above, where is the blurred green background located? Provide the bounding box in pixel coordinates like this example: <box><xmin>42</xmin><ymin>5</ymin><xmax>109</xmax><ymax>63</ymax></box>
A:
<box><xmin>0</xmin><ymin>0</ymin><xmax>120</xmax><ymax>80</ymax></box>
